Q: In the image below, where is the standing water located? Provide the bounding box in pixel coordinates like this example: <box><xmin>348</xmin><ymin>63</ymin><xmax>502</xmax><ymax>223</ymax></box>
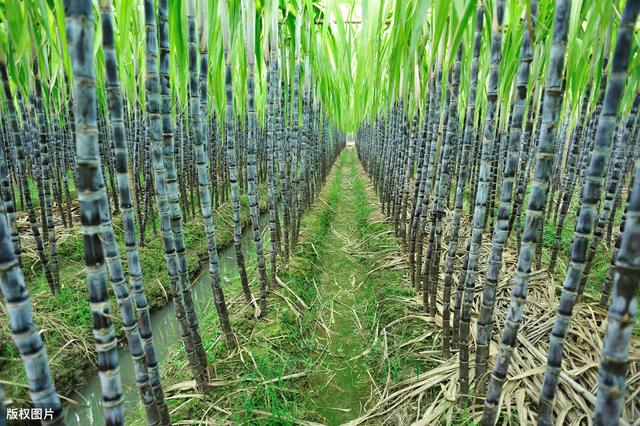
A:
<box><xmin>65</xmin><ymin>214</ymin><xmax>269</xmax><ymax>424</ymax></box>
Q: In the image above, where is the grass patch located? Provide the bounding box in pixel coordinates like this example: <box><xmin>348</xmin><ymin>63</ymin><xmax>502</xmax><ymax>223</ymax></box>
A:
<box><xmin>0</xmin><ymin>185</ymin><xmax>269</xmax><ymax>407</ymax></box>
<box><xmin>141</xmin><ymin>148</ymin><xmax>437</xmax><ymax>425</ymax></box>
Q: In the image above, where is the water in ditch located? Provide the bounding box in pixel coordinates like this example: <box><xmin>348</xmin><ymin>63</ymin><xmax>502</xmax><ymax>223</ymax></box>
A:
<box><xmin>65</xmin><ymin>214</ymin><xmax>268</xmax><ymax>424</ymax></box>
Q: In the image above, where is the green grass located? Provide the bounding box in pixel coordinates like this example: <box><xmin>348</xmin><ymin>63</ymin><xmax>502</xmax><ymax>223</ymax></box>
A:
<box><xmin>8</xmin><ymin>147</ymin><xmax>629</xmax><ymax>423</ymax></box>
<box><xmin>12</xmin><ymin>171</ymin><xmax>78</xmax><ymax>212</ymax></box>
<box><xmin>0</xmin><ymin>184</ymin><xmax>269</xmax><ymax>406</ymax></box>
<box><xmin>140</xmin><ymin>148</ymin><xmax>437</xmax><ymax>425</ymax></box>
<box><xmin>350</xmin><ymin>155</ymin><xmax>435</xmax><ymax>386</ymax></box>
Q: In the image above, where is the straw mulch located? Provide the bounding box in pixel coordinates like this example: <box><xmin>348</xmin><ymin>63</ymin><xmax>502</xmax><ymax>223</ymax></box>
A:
<box><xmin>347</xmin><ymin>200</ymin><xmax>640</xmax><ymax>426</ymax></box>
<box><xmin>13</xmin><ymin>202</ymin><xmax>80</xmax><ymax>265</ymax></box>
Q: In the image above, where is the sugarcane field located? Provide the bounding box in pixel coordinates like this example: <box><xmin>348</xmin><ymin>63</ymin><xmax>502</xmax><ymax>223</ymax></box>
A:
<box><xmin>2</xmin><ymin>0</ymin><xmax>640</xmax><ymax>425</ymax></box>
